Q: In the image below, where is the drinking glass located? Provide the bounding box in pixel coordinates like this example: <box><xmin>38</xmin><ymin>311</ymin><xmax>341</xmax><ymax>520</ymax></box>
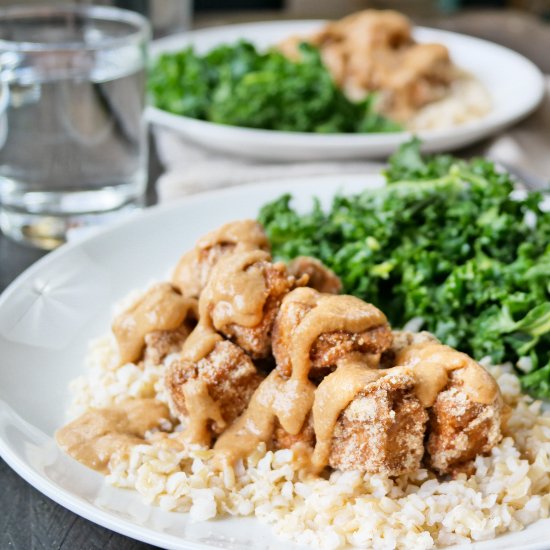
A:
<box><xmin>0</xmin><ymin>5</ymin><xmax>150</xmax><ymax>249</ymax></box>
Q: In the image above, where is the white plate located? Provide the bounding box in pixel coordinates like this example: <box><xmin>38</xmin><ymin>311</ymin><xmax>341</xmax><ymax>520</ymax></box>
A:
<box><xmin>146</xmin><ymin>20</ymin><xmax>545</xmax><ymax>161</ymax></box>
<box><xmin>1</xmin><ymin>175</ymin><xmax>549</xmax><ymax>550</ymax></box>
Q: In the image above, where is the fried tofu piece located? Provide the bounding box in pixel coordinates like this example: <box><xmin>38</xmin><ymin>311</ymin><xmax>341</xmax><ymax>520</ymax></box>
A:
<box><xmin>272</xmin><ymin>291</ymin><xmax>311</xmax><ymax>375</ymax></box>
<box><xmin>426</xmin><ymin>384</ymin><xmax>503</xmax><ymax>475</ymax></box>
<box><xmin>172</xmin><ymin>248</ymin><xmax>221</xmax><ymax>300</ymax></box>
<box><xmin>273</xmin><ymin>289</ymin><xmax>392</xmax><ymax>379</ymax></box>
<box><xmin>310</xmin><ymin>329</ymin><xmax>391</xmax><ymax>375</ymax></box>
<box><xmin>379</xmin><ymin>43</ymin><xmax>455</xmax><ymax>120</ymax></box>
<box><xmin>272</xmin><ymin>413</ymin><xmax>316</xmax><ymax>451</ymax></box>
<box><xmin>328</xmin><ymin>13</ymin><xmax>453</xmax><ymax>115</ymax></box>
<box><xmin>112</xmin><ymin>283</ymin><xmax>198</xmax><ymax>366</ymax></box>
<box><xmin>287</xmin><ymin>256</ymin><xmax>342</xmax><ymax>295</ymax></box>
<box><xmin>312</xmin><ymin>10</ymin><xmax>412</xmax><ymax>52</ymax></box>
<box><xmin>200</xmin><ymin>250</ymin><xmax>301</xmax><ymax>360</ymax></box>
<box><xmin>218</xmin><ymin>260</ymin><xmax>298</xmax><ymax>359</ymax></box>
<box><xmin>329</xmin><ymin>369</ymin><xmax>428</xmax><ymax>475</ymax></box>
<box><xmin>277</xmin><ymin>34</ymin><xmax>304</xmax><ymax>62</ymax></box>
<box><xmin>172</xmin><ymin>220</ymin><xmax>270</xmax><ymax>298</ymax></box>
<box><xmin>396</xmin><ymin>342</ymin><xmax>504</xmax><ymax>474</ymax></box>
<box><xmin>143</xmin><ymin>324</ymin><xmax>195</xmax><ymax>366</ymax></box>
<box><xmin>380</xmin><ymin>330</ymin><xmax>439</xmax><ymax>369</ymax></box>
<box><xmin>165</xmin><ymin>340</ymin><xmax>263</xmax><ymax>436</ymax></box>
<box><xmin>278</xmin><ymin>10</ymin><xmax>456</xmax><ymax>122</ymax></box>
<box><xmin>311</xmin><ymin>10</ymin><xmax>412</xmax><ymax>93</ymax></box>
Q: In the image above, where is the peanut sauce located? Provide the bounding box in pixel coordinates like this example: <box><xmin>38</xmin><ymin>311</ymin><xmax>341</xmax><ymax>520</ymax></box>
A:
<box><xmin>396</xmin><ymin>342</ymin><xmax>499</xmax><ymax>407</ymax></box>
<box><xmin>62</xmin><ymin>222</ymin><xmax>503</xmax><ymax>477</ymax></box>
<box><xmin>196</xmin><ymin>219</ymin><xmax>270</xmax><ymax>251</ymax></box>
<box><xmin>178</xmin><ymin>248</ymin><xmax>277</xmax><ymax>447</ymax></box>
<box><xmin>213</xmin><ymin>289</ymin><xmax>390</xmax><ymax>469</ymax></box>
<box><xmin>172</xmin><ymin>249</ymin><xmax>202</xmax><ymax>298</ymax></box>
<box><xmin>180</xmin><ymin>322</ymin><xmax>222</xmax><ymax>363</ymax></box>
<box><xmin>288</xmin><ymin>289</ymin><xmax>389</xmax><ymax>380</ymax></box>
<box><xmin>172</xmin><ymin>220</ymin><xmax>270</xmax><ymax>297</ymax></box>
<box><xmin>55</xmin><ymin>399</ymin><xmax>170</xmax><ymax>473</ymax></box>
<box><xmin>311</xmin><ymin>354</ymin><xmax>393</xmax><ymax>471</ymax></box>
<box><xmin>180</xmin><ymin>249</ymin><xmax>270</xmax><ymax>365</ymax></box>
<box><xmin>112</xmin><ymin>283</ymin><xmax>197</xmax><ymax>365</ymax></box>
<box><xmin>212</xmin><ymin>295</ymin><xmax>499</xmax><ymax>470</ymax></box>
<box><xmin>213</xmin><ymin>369</ymin><xmax>315</xmax><ymax>466</ymax></box>
<box><xmin>200</xmin><ymin>249</ymin><xmax>271</xmax><ymax>329</ymax></box>
<box><xmin>182</xmin><ymin>378</ymin><xmax>225</xmax><ymax>446</ymax></box>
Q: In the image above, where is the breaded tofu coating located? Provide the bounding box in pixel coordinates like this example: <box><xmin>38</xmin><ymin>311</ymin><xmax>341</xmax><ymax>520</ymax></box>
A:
<box><xmin>273</xmin><ymin>290</ymin><xmax>392</xmax><ymax>379</ymax></box>
<box><xmin>272</xmin><ymin>413</ymin><xmax>316</xmax><ymax>451</ymax></box>
<box><xmin>172</xmin><ymin>220</ymin><xmax>270</xmax><ymax>298</ymax></box>
<box><xmin>427</xmin><ymin>384</ymin><xmax>503</xmax><ymax>475</ymax></box>
<box><xmin>313</xmin><ymin>9</ymin><xmax>412</xmax><ymax>52</ymax></box>
<box><xmin>396</xmin><ymin>342</ymin><xmax>503</xmax><ymax>475</ymax></box>
<box><xmin>381</xmin><ymin>330</ymin><xmax>439</xmax><ymax>369</ymax></box>
<box><xmin>143</xmin><ymin>323</ymin><xmax>196</xmax><ymax>366</ymax></box>
<box><xmin>329</xmin><ymin>370</ymin><xmax>428</xmax><ymax>475</ymax></box>
<box><xmin>287</xmin><ymin>256</ymin><xmax>342</xmax><ymax>295</ymax></box>
<box><xmin>112</xmin><ymin>283</ymin><xmax>198</xmax><ymax>366</ymax></box>
<box><xmin>279</xmin><ymin>10</ymin><xmax>455</xmax><ymax>120</ymax></box>
<box><xmin>223</xmin><ymin>261</ymin><xmax>298</xmax><ymax>359</ymax></box>
<box><xmin>165</xmin><ymin>340</ymin><xmax>263</xmax><ymax>435</ymax></box>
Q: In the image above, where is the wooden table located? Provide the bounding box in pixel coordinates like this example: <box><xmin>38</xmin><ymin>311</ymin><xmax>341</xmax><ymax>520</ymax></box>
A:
<box><xmin>1</xmin><ymin>10</ymin><xmax>549</xmax><ymax>550</ymax></box>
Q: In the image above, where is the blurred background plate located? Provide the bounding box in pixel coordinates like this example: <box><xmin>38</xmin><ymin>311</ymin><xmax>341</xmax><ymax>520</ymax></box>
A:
<box><xmin>147</xmin><ymin>20</ymin><xmax>545</xmax><ymax>160</ymax></box>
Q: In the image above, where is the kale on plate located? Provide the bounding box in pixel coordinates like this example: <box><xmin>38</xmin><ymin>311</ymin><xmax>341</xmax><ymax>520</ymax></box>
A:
<box><xmin>259</xmin><ymin>139</ymin><xmax>550</xmax><ymax>398</ymax></box>
<box><xmin>149</xmin><ymin>41</ymin><xmax>401</xmax><ymax>133</ymax></box>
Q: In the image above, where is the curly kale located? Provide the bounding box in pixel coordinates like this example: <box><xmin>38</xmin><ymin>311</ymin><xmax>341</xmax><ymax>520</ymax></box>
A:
<box><xmin>149</xmin><ymin>41</ymin><xmax>401</xmax><ymax>134</ymax></box>
<box><xmin>259</xmin><ymin>141</ymin><xmax>550</xmax><ymax>398</ymax></box>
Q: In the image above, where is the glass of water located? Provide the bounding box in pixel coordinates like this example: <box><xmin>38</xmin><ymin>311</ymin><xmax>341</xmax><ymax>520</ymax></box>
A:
<box><xmin>0</xmin><ymin>5</ymin><xmax>150</xmax><ymax>249</ymax></box>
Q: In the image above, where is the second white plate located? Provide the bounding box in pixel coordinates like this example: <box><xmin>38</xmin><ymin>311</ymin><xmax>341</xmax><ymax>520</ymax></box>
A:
<box><xmin>147</xmin><ymin>20</ymin><xmax>545</xmax><ymax>161</ymax></box>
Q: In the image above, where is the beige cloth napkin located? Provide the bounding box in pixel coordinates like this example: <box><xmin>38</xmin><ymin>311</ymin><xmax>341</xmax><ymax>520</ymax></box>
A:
<box><xmin>155</xmin><ymin>77</ymin><xmax>550</xmax><ymax>201</ymax></box>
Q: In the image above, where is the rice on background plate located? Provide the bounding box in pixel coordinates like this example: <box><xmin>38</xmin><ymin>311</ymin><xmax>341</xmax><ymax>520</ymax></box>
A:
<box><xmin>408</xmin><ymin>74</ymin><xmax>492</xmax><ymax>131</ymax></box>
<box><xmin>68</xmin><ymin>316</ymin><xmax>550</xmax><ymax>550</ymax></box>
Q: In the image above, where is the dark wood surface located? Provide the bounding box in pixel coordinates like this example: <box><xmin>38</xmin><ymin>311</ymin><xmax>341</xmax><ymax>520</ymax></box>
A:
<box><xmin>1</xmin><ymin>11</ymin><xmax>549</xmax><ymax>550</ymax></box>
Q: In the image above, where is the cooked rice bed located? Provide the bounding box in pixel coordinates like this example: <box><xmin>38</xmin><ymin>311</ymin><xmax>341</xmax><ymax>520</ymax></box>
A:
<box><xmin>69</xmin><ymin>333</ymin><xmax>550</xmax><ymax>550</ymax></box>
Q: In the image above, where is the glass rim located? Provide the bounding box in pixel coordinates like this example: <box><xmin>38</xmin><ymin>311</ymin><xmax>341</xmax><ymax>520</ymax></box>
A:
<box><xmin>0</xmin><ymin>4</ymin><xmax>150</xmax><ymax>52</ymax></box>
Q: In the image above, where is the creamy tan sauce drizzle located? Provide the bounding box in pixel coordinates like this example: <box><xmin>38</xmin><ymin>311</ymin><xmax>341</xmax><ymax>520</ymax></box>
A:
<box><xmin>200</xmin><ymin>249</ymin><xmax>271</xmax><ymax>329</ymax></box>
<box><xmin>196</xmin><ymin>219</ymin><xmax>270</xmax><ymax>251</ymax></box>
<box><xmin>172</xmin><ymin>220</ymin><xmax>270</xmax><ymax>298</ymax></box>
<box><xmin>112</xmin><ymin>283</ymin><xmax>197</xmax><ymax>365</ymax></box>
<box><xmin>182</xmin><ymin>378</ymin><xmax>225</xmax><ymax>446</ymax></box>
<box><xmin>180</xmin><ymin>322</ymin><xmax>222</xmax><ymax>363</ymax></box>
<box><xmin>177</xmin><ymin>249</ymin><xmax>272</xmax><ymax>445</ymax></box>
<box><xmin>62</xmin><ymin>215</ymin><xmax>506</xmax><ymax>480</ymax></box>
<box><xmin>213</xmin><ymin>297</ymin><xmax>499</xmax><ymax>471</ymax></box>
<box><xmin>214</xmin><ymin>290</ymin><xmax>389</xmax><ymax>467</ymax></box>
<box><xmin>55</xmin><ymin>399</ymin><xmax>170</xmax><ymax>473</ymax></box>
<box><xmin>172</xmin><ymin>249</ymin><xmax>202</xmax><ymax>297</ymax></box>
<box><xmin>180</xmin><ymin>249</ymin><xmax>270</xmax><ymax>364</ymax></box>
<box><xmin>214</xmin><ymin>369</ymin><xmax>315</xmax><ymax>466</ymax></box>
<box><xmin>312</xmin><ymin>356</ymin><xmax>383</xmax><ymax>470</ymax></box>
<box><xmin>396</xmin><ymin>342</ymin><xmax>498</xmax><ymax>407</ymax></box>
<box><xmin>289</xmin><ymin>291</ymin><xmax>388</xmax><ymax>380</ymax></box>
